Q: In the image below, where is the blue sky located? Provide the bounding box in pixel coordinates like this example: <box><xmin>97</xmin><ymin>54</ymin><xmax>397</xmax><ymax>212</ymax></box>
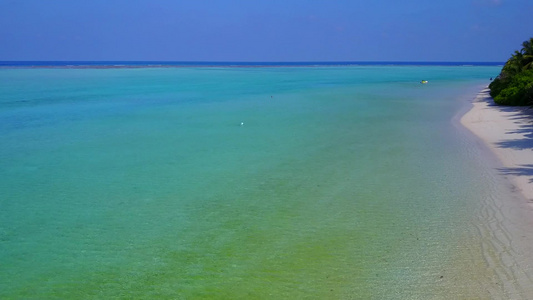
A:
<box><xmin>0</xmin><ymin>0</ymin><xmax>531</xmax><ymax>62</ymax></box>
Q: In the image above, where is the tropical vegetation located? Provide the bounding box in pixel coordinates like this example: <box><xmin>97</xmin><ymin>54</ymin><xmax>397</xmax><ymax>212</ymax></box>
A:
<box><xmin>489</xmin><ymin>38</ymin><xmax>533</xmax><ymax>106</ymax></box>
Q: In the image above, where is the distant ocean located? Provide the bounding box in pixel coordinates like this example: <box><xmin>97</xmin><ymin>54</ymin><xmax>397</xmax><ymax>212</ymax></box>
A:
<box><xmin>0</xmin><ymin>61</ymin><xmax>504</xmax><ymax>67</ymax></box>
<box><xmin>1</xmin><ymin>63</ymin><xmax>530</xmax><ymax>298</ymax></box>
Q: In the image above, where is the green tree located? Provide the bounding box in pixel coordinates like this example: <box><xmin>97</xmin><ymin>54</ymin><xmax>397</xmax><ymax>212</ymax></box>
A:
<box><xmin>521</xmin><ymin>38</ymin><xmax>533</xmax><ymax>70</ymax></box>
<box><xmin>489</xmin><ymin>37</ymin><xmax>533</xmax><ymax>105</ymax></box>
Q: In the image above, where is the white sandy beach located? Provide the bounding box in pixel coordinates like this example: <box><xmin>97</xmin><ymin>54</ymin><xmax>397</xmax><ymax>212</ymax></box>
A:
<box><xmin>461</xmin><ymin>88</ymin><xmax>533</xmax><ymax>203</ymax></box>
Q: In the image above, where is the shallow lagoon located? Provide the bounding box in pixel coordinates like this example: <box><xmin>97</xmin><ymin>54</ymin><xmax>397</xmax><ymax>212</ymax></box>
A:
<box><xmin>2</xmin><ymin>65</ymin><xmax>532</xmax><ymax>298</ymax></box>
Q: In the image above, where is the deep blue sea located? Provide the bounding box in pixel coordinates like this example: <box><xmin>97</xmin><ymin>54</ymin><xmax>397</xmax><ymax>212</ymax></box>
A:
<box><xmin>1</xmin><ymin>63</ymin><xmax>533</xmax><ymax>299</ymax></box>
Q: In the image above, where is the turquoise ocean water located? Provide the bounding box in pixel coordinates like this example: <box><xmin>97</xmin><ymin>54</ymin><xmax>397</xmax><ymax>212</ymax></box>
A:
<box><xmin>2</xmin><ymin>65</ymin><xmax>533</xmax><ymax>299</ymax></box>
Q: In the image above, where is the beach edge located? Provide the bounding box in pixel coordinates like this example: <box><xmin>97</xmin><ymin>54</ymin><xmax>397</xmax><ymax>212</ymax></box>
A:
<box><xmin>460</xmin><ymin>88</ymin><xmax>533</xmax><ymax>204</ymax></box>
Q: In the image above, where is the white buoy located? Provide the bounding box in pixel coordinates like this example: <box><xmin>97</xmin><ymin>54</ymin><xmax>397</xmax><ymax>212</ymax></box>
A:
<box><xmin>240</xmin><ymin>122</ymin><xmax>244</xmax><ymax>126</ymax></box>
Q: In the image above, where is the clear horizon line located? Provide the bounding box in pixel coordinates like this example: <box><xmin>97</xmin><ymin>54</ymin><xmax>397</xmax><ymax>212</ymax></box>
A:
<box><xmin>0</xmin><ymin>60</ymin><xmax>505</xmax><ymax>63</ymax></box>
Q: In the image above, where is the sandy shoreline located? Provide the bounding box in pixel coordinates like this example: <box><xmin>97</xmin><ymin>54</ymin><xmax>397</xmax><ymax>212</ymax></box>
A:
<box><xmin>461</xmin><ymin>88</ymin><xmax>533</xmax><ymax>203</ymax></box>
